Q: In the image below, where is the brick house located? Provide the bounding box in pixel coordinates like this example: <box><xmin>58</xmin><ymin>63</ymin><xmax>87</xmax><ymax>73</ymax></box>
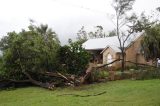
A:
<box><xmin>82</xmin><ymin>31</ymin><xmax>152</xmax><ymax>69</ymax></box>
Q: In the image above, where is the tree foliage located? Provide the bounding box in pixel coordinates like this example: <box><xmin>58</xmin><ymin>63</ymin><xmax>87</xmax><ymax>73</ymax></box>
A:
<box><xmin>0</xmin><ymin>24</ymin><xmax>60</xmax><ymax>80</ymax></box>
<box><xmin>77</xmin><ymin>26</ymin><xmax>88</xmax><ymax>43</ymax></box>
<box><xmin>58</xmin><ymin>41</ymin><xmax>91</xmax><ymax>75</ymax></box>
<box><xmin>108</xmin><ymin>30</ymin><xmax>117</xmax><ymax>37</ymax></box>
<box><xmin>88</xmin><ymin>26</ymin><xmax>107</xmax><ymax>39</ymax></box>
<box><xmin>76</xmin><ymin>26</ymin><xmax>107</xmax><ymax>42</ymax></box>
<box><xmin>135</xmin><ymin>8</ymin><xmax>160</xmax><ymax>61</ymax></box>
<box><xmin>141</xmin><ymin>24</ymin><xmax>160</xmax><ymax>60</ymax></box>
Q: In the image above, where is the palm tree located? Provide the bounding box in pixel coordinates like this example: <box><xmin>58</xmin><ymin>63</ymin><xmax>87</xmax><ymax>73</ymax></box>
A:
<box><xmin>36</xmin><ymin>24</ymin><xmax>60</xmax><ymax>44</ymax></box>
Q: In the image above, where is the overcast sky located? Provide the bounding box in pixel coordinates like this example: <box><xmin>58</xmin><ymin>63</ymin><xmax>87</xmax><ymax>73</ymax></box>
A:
<box><xmin>0</xmin><ymin>0</ymin><xmax>159</xmax><ymax>45</ymax></box>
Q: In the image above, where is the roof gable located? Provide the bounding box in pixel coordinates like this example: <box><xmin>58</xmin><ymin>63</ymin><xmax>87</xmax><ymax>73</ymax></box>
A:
<box><xmin>100</xmin><ymin>45</ymin><xmax>121</xmax><ymax>54</ymax></box>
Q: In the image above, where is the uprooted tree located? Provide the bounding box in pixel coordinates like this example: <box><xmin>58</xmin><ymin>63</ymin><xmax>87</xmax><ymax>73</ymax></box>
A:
<box><xmin>0</xmin><ymin>22</ymin><xmax>92</xmax><ymax>89</ymax></box>
<box><xmin>0</xmin><ymin>23</ymin><xmax>63</xmax><ymax>89</ymax></box>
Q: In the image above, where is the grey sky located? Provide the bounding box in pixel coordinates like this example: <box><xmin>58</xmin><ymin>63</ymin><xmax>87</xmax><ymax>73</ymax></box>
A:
<box><xmin>0</xmin><ymin>0</ymin><xmax>159</xmax><ymax>45</ymax></box>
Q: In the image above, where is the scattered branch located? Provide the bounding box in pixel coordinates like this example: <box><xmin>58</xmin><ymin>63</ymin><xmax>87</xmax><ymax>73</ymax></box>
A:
<box><xmin>57</xmin><ymin>91</ymin><xmax>106</xmax><ymax>97</ymax></box>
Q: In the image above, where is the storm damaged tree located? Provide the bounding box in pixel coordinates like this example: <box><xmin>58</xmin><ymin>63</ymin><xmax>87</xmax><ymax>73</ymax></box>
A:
<box><xmin>112</xmin><ymin>0</ymin><xmax>136</xmax><ymax>72</ymax></box>
<box><xmin>0</xmin><ymin>23</ymin><xmax>61</xmax><ymax>89</ymax></box>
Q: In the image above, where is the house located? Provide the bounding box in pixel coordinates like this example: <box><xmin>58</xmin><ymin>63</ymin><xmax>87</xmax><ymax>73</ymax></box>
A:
<box><xmin>82</xmin><ymin>31</ymin><xmax>152</xmax><ymax>69</ymax></box>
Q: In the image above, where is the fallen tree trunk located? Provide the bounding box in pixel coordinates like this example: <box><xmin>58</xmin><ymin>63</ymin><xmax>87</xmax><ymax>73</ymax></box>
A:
<box><xmin>81</xmin><ymin>59</ymin><xmax>121</xmax><ymax>84</ymax></box>
<box><xmin>0</xmin><ymin>79</ymin><xmax>31</xmax><ymax>89</ymax></box>
<box><xmin>81</xmin><ymin>59</ymin><xmax>157</xmax><ymax>84</ymax></box>
<box><xmin>96</xmin><ymin>59</ymin><xmax>121</xmax><ymax>69</ymax></box>
<box><xmin>96</xmin><ymin>59</ymin><xmax>156</xmax><ymax>69</ymax></box>
<box><xmin>125</xmin><ymin>61</ymin><xmax>156</xmax><ymax>68</ymax></box>
<box><xmin>43</xmin><ymin>72</ymin><xmax>76</xmax><ymax>86</ymax></box>
<box><xmin>80</xmin><ymin>72</ymin><xmax>91</xmax><ymax>84</ymax></box>
<box><xmin>23</xmin><ymin>72</ymin><xmax>55</xmax><ymax>90</ymax></box>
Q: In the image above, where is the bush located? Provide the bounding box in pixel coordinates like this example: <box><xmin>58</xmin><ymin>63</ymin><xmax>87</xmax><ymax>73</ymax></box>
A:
<box><xmin>132</xmin><ymin>68</ymin><xmax>160</xmax><ymax>80</ymax></box>
<box><xmin>92</xmin><ymin>70</ymin><xmax>109</xmax><ymax>82</ymax></box>
<box><xmin>58</xmin><ymin>41</ymin><xmax>91</xmax><ymax>75</ymax></box>
<box><xmin>114</xmin><ymin>71</ymin><xmax>132</xmax><ymax>80</ymax></box>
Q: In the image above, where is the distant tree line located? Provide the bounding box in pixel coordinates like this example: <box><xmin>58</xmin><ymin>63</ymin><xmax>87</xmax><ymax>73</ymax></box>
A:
<box><xmin>76</xmin><ymin>26</ymin><xmax>117</xmax><ymax>43</ymax></box>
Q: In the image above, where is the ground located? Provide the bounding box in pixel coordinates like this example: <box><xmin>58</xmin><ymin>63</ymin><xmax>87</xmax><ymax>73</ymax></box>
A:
<box><xmin>0</xmin><ymin>79</ymin><xmax>160</xmax><ymax>106</ymax></box>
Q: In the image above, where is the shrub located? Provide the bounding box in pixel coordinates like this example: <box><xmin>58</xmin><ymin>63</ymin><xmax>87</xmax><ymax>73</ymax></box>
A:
<box><xmin>58</xmin><ymin>41</ymin><xmax>91</xmax><ymax>75</ymax></box>
<box><xmin>134</xmin><ymin>69</ymin><xmax>160</xmax><ymax>80</ymax></box>
<box><xmin>114</xmin><ymin>71</ymin><xmax>132</xmax><ymax>80</ymax></box>
<box><xmin>92</xmin><ymin>70</ymin><xmax>109</xmax><ymax>82</ymax></box>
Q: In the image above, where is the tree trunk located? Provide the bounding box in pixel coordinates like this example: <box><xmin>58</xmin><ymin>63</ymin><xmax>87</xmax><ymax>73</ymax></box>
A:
<box><xmin>121</xmin><ymin>50</ymin><xmax>125</xmax><ymax>72</ymax></box>
<box><xmin>23</xmin><ymin>72</ymin><xmax>55</xmax><ymax>90</ymax></box>
<box><xmin>81</xmin><ymin>72</ymin><xmax>91</xmax><ymax>84</ymax></box>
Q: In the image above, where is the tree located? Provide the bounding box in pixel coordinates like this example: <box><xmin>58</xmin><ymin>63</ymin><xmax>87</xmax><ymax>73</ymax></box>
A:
<box><xmin>133</xmin><ymin>8</ymin><xmax>159</xmax><ymax>61</ymax></box>
<box><xmin>58</xmin><ymin>40</ymin><xmax>91</xmax><ymax>75</ymax></box>
<box><xmin>88</xmin><ymin>26</ymin><xmax>107</xmax><ymax>38</ymax></box>
<box><xmin>108</xmin><ymin>30</ymin><xmax>116</xmax><ymax>37</ymax></box>
<box><xmin>112</xmin><ymin>0</ymin><xmax>136</xmax><ymax>72</ymax></box>
<box><xmin>141</xmin><ymin>24</ymin><xmax>160</xmax><ymax>61</ymax></box>
<box><xmin>0</xmin><ymin>23</ymin><xmax>60</xmax><ymax>89</ymax></box>
<box><xmin>76</xmin><ymin>26</ymin><xmax>88</xmax><ymax>43</ymax></box>
<box><xmin>157</xmin><ymin>7</ymin><xmax>160</xmax><ymax>12</ymax></box>
<box><xmin>76</xmin><ymin>26</ymin><xmax>107</xmax><ymax>42</ymax></box>
<box><xmin>29</xmin><ymin>23</ymin><xmax>60</xmax><ymax>71</ymax></box>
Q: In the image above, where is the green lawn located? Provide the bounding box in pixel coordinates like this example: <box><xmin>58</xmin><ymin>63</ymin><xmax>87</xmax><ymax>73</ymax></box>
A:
<box><xmin>0</xmin><ymin>79</ymin><xmax>160</xmax><ymax>106</ymax></box>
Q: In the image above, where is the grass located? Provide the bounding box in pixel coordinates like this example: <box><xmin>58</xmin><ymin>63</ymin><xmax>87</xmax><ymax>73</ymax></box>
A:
<box><xmin>0</xmin><ymin>79</ymin><xmax>160</xmax><ymax>106</ymax></box>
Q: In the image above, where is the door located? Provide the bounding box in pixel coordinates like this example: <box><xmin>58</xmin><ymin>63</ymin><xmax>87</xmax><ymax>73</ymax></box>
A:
<box><xmin>107</xmin><ymin>53</ymin><xmax>112</xmax><ymax>66</ymax></box>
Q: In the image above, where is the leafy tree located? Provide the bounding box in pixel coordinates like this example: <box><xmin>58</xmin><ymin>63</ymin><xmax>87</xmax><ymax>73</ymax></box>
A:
<box><xmin>88</xmin><ymin>26</ymin><xmax>107</xmax><ymax>38</ymax></box>
<box><xmin>108</xmin><ymin>30</ymin><xmax>116</xmax><ymax>37</ymax></box>
<box><xmin>0</xmin><ymin>24</ymin><xmax>60</xmax><ymax>80</ymax></box>
<box><xmin>29</xmin><ymin>23</ymin><xmax>60</xmax><ymax>71</ymax></box>
<box><xmin>141</xmin><ymin>24</ymin><xmax>160</xmax><ymax>61</ymax></box>
<box><xmin>76</xmin><ymin>26</ymin><xmax>107</xmax><ymax>43</ymax></box>
<box><xmin>133</xmin><ymin>8</ymin><xmax>159</xmax><ymax>61</ymax></box>
<box><xmin>130</xmin><ymin>13</ymin><xmax>155</xmax><ymax>32</ymax></box>
<box><xmin>59</xmin><ymin>41</ymin><xmax>91</xmax><ymax>75</ymax></box>
<box><xmin>76</xmin><ymin>26</ymin><xmax>88</xmax><ymax>43</ymax></box>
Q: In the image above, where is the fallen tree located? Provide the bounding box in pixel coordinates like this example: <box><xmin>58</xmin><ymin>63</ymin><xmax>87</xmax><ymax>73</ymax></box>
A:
<box><xmin>0</xmin><ymin>79</ymin><xmax>31</xmax><ymax>89</ymax></box>
<box><xmin>80</xmin><ymin>59</ymin><xmax>158</xmax><ymax>84</ymax></box>
<box><xmin>22</xmin><ymin>72</ymin><xmax>55</xmax><ymax>90</ymax></box>
<box><xmin>0</xmin><ymin>58</ymin><xmax>157</xmax><ymax>89</ymax></box>
<box><xmin>80</xmin><ymin>59</ymin><xmax>120</xmax><ymax>84</ymax></box>
<box><xmin>0</xmin><ymin>71</ymin><xmax>80</xmax><ymax>90</ymax></box>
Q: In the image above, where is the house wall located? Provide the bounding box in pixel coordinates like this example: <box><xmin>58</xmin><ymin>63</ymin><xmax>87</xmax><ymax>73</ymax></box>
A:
<box><xmin>125</xmin><ymin>35</ymin><xmax>149</xmax><ymax>66</ymax></box>
<box><xmin>102</xmin><ymin>34</ymin><xmax>153</xmax><ymax>69</ymax></box>
<box><xmin>102</xmin><ymin>47</ymin><xmax>121</xmax><ymax>69</ymax></box>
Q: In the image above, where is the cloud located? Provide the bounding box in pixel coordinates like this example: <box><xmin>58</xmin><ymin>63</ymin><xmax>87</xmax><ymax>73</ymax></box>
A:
<box><xmin>0</xmin><ymin>0</ymin><xmax>159</xmax><ymax>45</ymax></box>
